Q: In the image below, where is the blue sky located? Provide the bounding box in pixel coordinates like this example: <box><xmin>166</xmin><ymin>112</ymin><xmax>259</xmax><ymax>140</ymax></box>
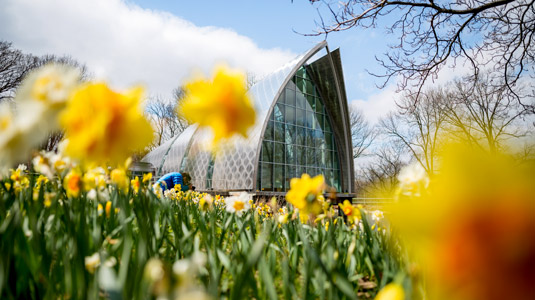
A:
<box><xmin>1</xmin><ymin>0</ymin><xmax>404</xmax><ymax>122</ymax></box>
<box><xmin>130</xmin><ymin>0</ymin><xmax>390</xmax><ymax>101</ymax></box>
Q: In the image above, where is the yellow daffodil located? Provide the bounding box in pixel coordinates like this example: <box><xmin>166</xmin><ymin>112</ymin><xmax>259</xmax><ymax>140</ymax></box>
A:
<box><xmin>111</xmin><ymin>168</ymin><xmax>129</xmax><ymax>193</ymax></box>
<box><xmin>374</xmin><ymin>283</ymin><xmax>405</xmax><ymax>300</ymax></box>
<box><xmin>10</xmin><ymin>165</ymin><xmax>26</xmax><ymax>182</ymax></box>
<box><xmin>131</xmin><ymin>176</ymin><xmax>140</xmax><ymax>194</ymax></box>
<box><xmin>339</xmin><ymin>200</ymin><xmax>361</xmax><ymax>224</ymax></box>
<box><xmin>286</xmin><ymin>174</ymin><xmax>325</xmax><ymax>217</ymax></box>
<box><xmin>389</xmin><ymin>144</ymin><xmax>535</xmax><ymax>300</ymax></box>
<box><xmin>64</xmin><ymin>168</ymin><xmax>82</xmax><ymax>198</ymax></box>
<box><xmin>142</xmin><ymin>172</ymin><xmax>152</xmax><ymax>184</ymax></box>
<box><xmin>179</xmin><ymin>66</ymin><xmax>256</xmax><ymax>144</ymax></box>
<box><xmin>60</xmin><ymin>82</ymin><xmax>153</xmax><ymax>165</ymax></box>
<box><xmin>199</xmin><ymin>194</ymin><xmax>213</xmax><ymax>210</ymax></box>
<box><xmin>105</xmin><ymin>201</ymin><xmax>112</xmax><ymax>218</ymax></box>
<box><xmin>43</xmin><ymin>192</ymin><xmax>54</xmax><ymax>207</ymax></box>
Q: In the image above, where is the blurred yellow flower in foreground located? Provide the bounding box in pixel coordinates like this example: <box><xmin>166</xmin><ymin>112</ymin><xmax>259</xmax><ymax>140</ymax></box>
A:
<box><xmin>179</xmin><ymin>66</ymin><xmax>255</xmax><ymax>144</ymax></box>
<box><xmin>374</xmin><ymin>283</ymin><xmax>405</xmax><ymax>300</ymax></box>
<box><xmin>60</xmin><ymin>82</ymin><xmax>153</xmax><ymax>165</ymax></box>
<box><xmin>111</xmin><ymin>168</ymin><xmax>129</xmax><ymax>193</ymax></box>
<box><xmin>286</xmin><ymin>174</ymin><xmax>325</xmax><ymax>217</ymax></box>
<box><xmin>390</xmin><ymin>144</ymin><xmax>535</xmax><ymax>300</ymax></box>
<box><xmin>16</xmin><ymin>63</ymin><xmax>80</xmax><ymax>108</ymax></box>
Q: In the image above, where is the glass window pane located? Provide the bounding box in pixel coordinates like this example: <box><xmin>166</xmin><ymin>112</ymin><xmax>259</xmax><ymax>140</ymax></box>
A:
<box><xmin>306</xmin><ymin>129</ymin><xmax>314</xmax><ymax>148</ymax></box>
<box><xmin>273</xmin><ymin>164</ymin><xmax>283</xmax><ymax>191</ymax></box>
<box><xmin>314</xmin><ymin>130</ymin><xmax>324</xmax><ymax>148</ymax></box>
<box><xmin>285</xmin><ymin>88</ymin><xmax>295</xmax><ymax>106</ymax></box>
<box><xmin>285</xmin><ymin>105</ymin><xmax>295</xmax><ymax>125</ymax></box>
<box><xmin>325</xmin><ymin>151</ymin><xmax>333</xmax><ymax>169</ymax></box>
<box><xmin>315</xmin><ymin>98</ymin><xmax>324</xmax><ymax>114</ymax></box>
<box><xmin>278</xmin><ymin>93</ymin><xmax>285</xmax><ymax>105</ymax></box>
<box><xmin>325</xmin><ymin>169</ymin><xmax>333</xmax><ymax>187</ymax></box>
<box><xmin>296</xmin><ymin>108</ymin><xmax>305</xmax><ymax>127</ymax></box>
<box><xmin>317</xmin><ymin>112</ymin><xmax>324</xmax><ymax>130</ymax></box>
<box><xmin>296</xmin><ymin>127</ymin><xmax>306</xmax><ymax>145</ymax></box>
<box><xmin>295</xmin><ymin>77</ymin><xmax>305</xmax><ymax>94</ymax></box>
<box><xmin>315</xmin><ymin>148</ymin><xmax>324</xmax><ymax>168</ymax></box>
<box><xmin>274</xmin><ymin>103</ymin><xmax>284</xmax><ymax>122</ymax></box>
<box><xmin>325</xmin><ymin>132</ymin><xmax>333</xmax><ymax>150</ymax></box>
<box><xmin>296</xmin><ymin>166</ymin><xmax>305</xmax><ymax>178</ymax></box>
<box><xmin>265</xmin><ymin>121</ymin><xmax>274</xmax><ymax>141</ymax></box>
<box><xmin>275</xmin><ymin>122</ymin><xmax>284</xmax><ymax>142</ymax></box>
<box><xmin>262</xmin><ymin>141</ymin><xmax>273</xmax><ymax>162</ymax></box>
<box><xmin>296</xmin><ymin>92</ymin><xmax>306</xmax><ymax>109</ymax></box>
<box><xmin>333</xmin><ymin>154</ymin><xmax>339</xmax><ymax>170</ymax></box>
<box><xmin>261</xmin><ymin>163</ymin><xmax>272</xmax><ymax>191</ymax></box>
<box><xmin>306</xmin><ymin>94</ymin><xmax>314</xmax><ymax>111</ymax></box>
<box><xmin>295</xmin><ymin>145</ymin><xmax>304</xmax><ymax>165</ymax></box>
<box><xmin>286</xmin><ymin>80</ymin><xmax>296</xmax><ymax>91</ymax></box>
<box><xmin>274</xmin><ymin>142</ymin><xmax>284</xmax><ymax>164</ymax></box>
<box><xmin>285</xmin><ymin>124</ymin><xmax>295</xmax><ymax>144</ymax></box>
<box><xmin>285</xmin><ymin>144</ymin><xmax>294</xmax><ymax>164</ymax></box>
<box><xmin>324</xmin><ymin>116</ymin><xmax>332</xmax><ymax>132</ymax></box>
<box><xmin>285</xmin><ymin>166</ymin><xmax>296</xmax><ymax>191</ymax></box>
<box><xmin>333</xmin><ymin>169</ymin><xmax>341</xmax><ymax>192</ymax></box>
<box><xmin>305</xmin><ymin>79</ymin><xmax>314</xmax><ymax>95</ymax></box>
<box><xmin>296</xmin><ymin>67</ymin><xmax>306</xmax><ymax>78</ymax></box>
<box><xmin>306</xmin><ymin>147</ymin><xmax>315</xmax><ymax>166</ymax></box>
<box><xmin>306</xmin><ymin>111</ymin><xmax>314</xmax><ymax>128</ymax></box>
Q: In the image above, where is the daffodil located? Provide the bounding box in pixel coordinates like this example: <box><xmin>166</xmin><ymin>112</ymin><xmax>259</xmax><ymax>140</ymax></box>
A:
<box><xmin>374</xmin><ymin>283</ymin><xmax>405</xmax><ymax>300</ymax></box>
<box><xmin>389</xmin><ymin>144</ymin><xmax>535</xmax><ymax>300</ymax></box>
<box><xmin>0</xmin><ymin>65</ymin><xmax>81</xmax><ymax>168</ymax></box>
<box><xmin>142</xmin><ymin>172</ymin><xmax>152</xmax><ymax>184</ymax></box>
<box><xmin>110</xmin><ymin>168</ymin><xmax>129</xmax><ymax>193</ymax></box>
<box><xmin>286</xmin><ymin>174</ymin><xmax>325</xmax><ymax>218</ymax></box>
<box><xmin>15</xmin><ymin>63</ymin><xmax>80</xmax><ymax>109</ymax></box>
<box><xmin>225</xmin><ymin>192</ymin><xmax>251</xmax><ymax>216</ymax></box>
<box><xmin>339</xmin><ymin>200</ymin><xmax>361</xmax><ymax>224</ymax></box>
<box><xmin>131</xmin><ymin>176</ymin><xmax>141</xmax><ymax>194</ymax></box>
<box><xmin>85</xmin><ymin>252</ymin><xmax>100</xmax><ymax>274</ymax></box>
<box><xmin>179</xmin><ymin>66</ymin><xmax>256</xmax><ymax>144</ymax></box>
<box><xmin>43</xmin><ymin>192</ymin><xmax>54</xmax><ymax>207</ymax></box>
<box><xmin>199</xmin><ymin>194</ymin><xmax>213</xmax><ymax>210</ymax></box>
<box><xmin>60</xmin><ymin>82</ymin><xmax>153</xmax><ymax>165</ymax></box>
<box><xmin>105</xmin><ymin>201</ymin><xmax>112</xmax><ymax>218</ymax></box>
<box><xmin>64</xmin><ymin>168</ymin><xmax>82</xmax><ymax>198</ymax></box>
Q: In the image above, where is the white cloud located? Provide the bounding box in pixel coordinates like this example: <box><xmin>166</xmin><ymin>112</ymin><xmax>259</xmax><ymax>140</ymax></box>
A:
<box><xmin>350</xmin><ymin>60</ymin><xmax>479</xmax><ymax>125</ymax></box>
<box><xmin>0</xmin><ymin>0</ymin><xmax>295</xmax><ymax>97</ymax></box>
<box><xmin>350</xmin><ymin>84</ymin><xmax>399</xmax><ymax>124</ymax></box>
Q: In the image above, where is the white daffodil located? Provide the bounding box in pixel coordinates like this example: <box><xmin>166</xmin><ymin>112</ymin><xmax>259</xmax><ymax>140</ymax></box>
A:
<box><xmin>225</xmin><ymin>192</ymin><xmax>251</xmax><ymax>216</ymax></box>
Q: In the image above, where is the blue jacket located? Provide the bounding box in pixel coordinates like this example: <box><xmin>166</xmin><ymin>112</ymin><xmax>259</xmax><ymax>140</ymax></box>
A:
<box><xmin>156</xmin><ymin>172</ymin><xmax>183</xmax><ymax>191</ymax></box>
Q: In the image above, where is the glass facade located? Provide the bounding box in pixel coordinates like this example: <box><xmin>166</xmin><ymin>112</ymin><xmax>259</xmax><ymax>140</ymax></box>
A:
<box><xmin>257</xmin><ymin>67</ymin><xmax>341</xmax><ymax>192</ymax></box>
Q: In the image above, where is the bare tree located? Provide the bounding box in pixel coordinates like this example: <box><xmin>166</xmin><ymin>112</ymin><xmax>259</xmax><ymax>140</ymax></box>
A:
<box><xmin>1</xmin><ymin>41</ymin><xmax>90</xmax><ymax>102</ymax></box>
<box><xmin>349</xmin><ymin>106</ymin><xmax>377</xmax><ymax>159</ymax></box>
<box><xmin>146</xmin><ymin>95</ymin><xmax>189</xmax><ymax>149</ymax></box>
<box><xmin>355</xmin><ymin>141</ymin><xmax>407</xmax><ymax>197</ymax></box>
<box><xmin>0</xmin><ymin>41</ymin><xmax>39</xmax><ymax>102</ymax></box>
<box><xmin>443</xmin><ymin>73</ymin><xmax>528</xmax><ymax>153</ymax></box>
<box><xmin>307</xmin><ymin>0</ymin><xmax>535</xmax><ymax>111</ymax></box>
<box><xmin>380</xmin><ymin>89</ymin><xmax>448</xmax><ymax>174</ymax></box>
